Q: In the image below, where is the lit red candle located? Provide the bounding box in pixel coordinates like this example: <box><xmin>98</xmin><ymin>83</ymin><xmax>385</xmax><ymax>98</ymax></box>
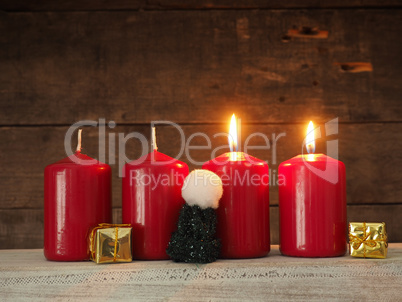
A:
<box><xmin>122</xmin><ymin>127</ymin><xmax>189</xmax><ymax>260</ymax></box>
<box><xmin>202</xmin><ymin>114</ymin><xmax>270</xmax><ymax>259</ymax></box>
<box><xmin>44</xmin><ymin>130</ymin><xmax>112</xmax><ymax>261</ymax></box>
<box><xmin>279</xmin><ymin>121</ymin><xmax>347</xmax><ymax>257</ymax></box>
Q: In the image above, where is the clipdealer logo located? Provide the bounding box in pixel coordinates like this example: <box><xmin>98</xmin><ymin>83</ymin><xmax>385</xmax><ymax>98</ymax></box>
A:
<box><xmin>62</xmin><ymin>117</ymin><xmax>341</xmax><ymax>185</ymax></box>
<box><xmin>63</xmin><ymin>119</ymin><xmax>287</xmax><ymax>181</ymax></box>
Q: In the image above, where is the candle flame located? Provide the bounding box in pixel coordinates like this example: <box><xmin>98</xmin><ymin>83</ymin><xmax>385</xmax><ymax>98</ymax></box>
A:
<box><xmin>306</xmin><ymin>121</ymin><xmax>315</xmax><ymax>154</ymax></box>
<box><xmin>229</xmin><ymin>114</ymin><xmax>238</xmax><ymax>152</ymax></box>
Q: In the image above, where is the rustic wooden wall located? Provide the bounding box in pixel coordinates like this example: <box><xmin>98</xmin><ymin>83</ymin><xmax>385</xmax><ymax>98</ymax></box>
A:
<box><xmin>0</xmin><ymin>1</ymin><xmax>401</xmax><ymax>249</ymax></box>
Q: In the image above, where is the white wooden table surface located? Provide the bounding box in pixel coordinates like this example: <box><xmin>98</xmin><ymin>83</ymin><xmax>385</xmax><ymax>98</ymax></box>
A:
<box><xmin>1</xmin><ymin>244</ymin><xmax>401</xmax><ymax>301</ymax></box>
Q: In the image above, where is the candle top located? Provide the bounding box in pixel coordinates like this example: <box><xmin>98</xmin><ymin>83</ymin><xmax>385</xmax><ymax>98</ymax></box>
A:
<box><xmin>126</xmin><ymin>150</ymin><xmax>187</xmax><ymax>166</ymax></box>
<box><xmin>281</xmin><ymin>153</ymin><xmax>343</xmax><ymax>165</ymax></box>
<box><xmin>52</xmin><ymin>151</ymin><xmax>108</xmax><ymax>166</ymax></box>
<box><xmin>205</xmin><ymin>151</ymin><xmax>267</xmax><ymax>166</ymax></box>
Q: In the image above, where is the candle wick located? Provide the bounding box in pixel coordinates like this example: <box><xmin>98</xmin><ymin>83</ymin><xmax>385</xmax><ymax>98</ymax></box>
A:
<box><xmin>76</xmin><ymin>129</ymin><xmax>82</xmax><ymax>153</ymax></box>
<box><xmin>237</xmin><ymin>117</ymin><xmax>240</xmax><ymax>152</ymax></box>
<box><xmin>306</xmin><ymin>144</ymin><xmax>315</xmax><ymax>154</ymax></box>
<box><xmin>151</xmin><ymin>127</ymin><xmax>158</xmax><ymax>151</ymax></box>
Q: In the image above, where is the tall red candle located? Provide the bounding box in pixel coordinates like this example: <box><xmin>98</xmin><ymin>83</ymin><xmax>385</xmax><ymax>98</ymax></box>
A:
<box><xmin>202</xmin><ymin>115</ymin><xmax>270</xmax><ymax>259</ymax></box>
<box><xmin>279</xmin><ymin>122</ymin><xmax>347</xmax><ymax>257</ymax></box>
<box><xmin>44</xmin><ymin>130</ymin><xmax>112</xmax><ymax>261</ymax></box>
<box><xmin>122</xmin><ymin>127</ymin><xmax>188</xmax><ymax>260</ymax></box>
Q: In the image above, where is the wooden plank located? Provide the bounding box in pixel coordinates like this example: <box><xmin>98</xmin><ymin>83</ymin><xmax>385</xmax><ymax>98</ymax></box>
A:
<box><xmin>0</xmin><ymin>209</ymin><xmax>44</xmax><ymax>249</ymax></box>
<box><xmin>0</xmin><ymin>1</ymin><xmax>401</xmax><ymax>11</ymax></box>
<box><xmin>0</xmin><ymin>10</ymin><xmax>401</xmax><ymax>125</ymax></box>
<box><xmin>1</xmin><ymin>205</ymin><xmax>401</xmax><ymax>249</ymax></box>
<box><xmin>0</xmin><ymin>123</ymin><xmax>401</xmax><ymax>209</ymax></box>
<box><xmin>152</xmin><ymin>1</ymin><xmax>402</xmax><ymax>9</ymax></box>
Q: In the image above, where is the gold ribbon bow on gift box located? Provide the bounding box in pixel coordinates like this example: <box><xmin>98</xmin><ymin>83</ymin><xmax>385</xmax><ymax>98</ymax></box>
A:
<box><xmin>349</xmin><ymin>222</ymin><xmax>387</xmax><ymax>258</ymax></box>
<box><xmin>89</xmin><ymin>223</ymin><xmax>132</xmax><ymax>263</ymax></box>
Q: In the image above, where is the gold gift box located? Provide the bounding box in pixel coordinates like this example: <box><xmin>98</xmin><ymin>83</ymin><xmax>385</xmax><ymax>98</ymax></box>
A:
<box><xmin>349</xmin><ymin>222</ymin><xmax>388</xmax><ymax>259</ymax></box>
<box><xmin>89</xmin><ymin>223</ymin><xmax>132</xmax><ymax>264</ymax></box>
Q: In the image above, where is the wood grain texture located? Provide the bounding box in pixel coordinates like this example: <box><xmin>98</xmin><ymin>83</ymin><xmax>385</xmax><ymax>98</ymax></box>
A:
<box><xmin>334</xmin><ymin>62</ymin><xmax>374</xmax><ymax>73</ymax></box>
<box><xmin>1</xmin><ymin>0</ymin><xmax>401</xmax><ymax>11</ymax></box>
<box><xmin>0</xmin><ymin>5</ymin><xmax>400</xmax><ymax>250</ymax></box>
<box><xmin>0</xmin><ymin>10</ymin><xmax>401</xmax><ymax>125</ymax></box>
<box><xmin>0</xmin><ymin>123</ymin><xmax>400</xmax><ymax>209</ymax></box>
<box><xmin>1</xmin><ymin>205</ymin><xmax>401</xmax><ymax>249</ymax></box>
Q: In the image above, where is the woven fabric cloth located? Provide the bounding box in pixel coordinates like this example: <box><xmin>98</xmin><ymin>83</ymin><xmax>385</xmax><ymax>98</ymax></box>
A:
<box><xmin>1</xmin><ymin>244</ymin><xmax>402</xmax><ymax>301</ymax></box>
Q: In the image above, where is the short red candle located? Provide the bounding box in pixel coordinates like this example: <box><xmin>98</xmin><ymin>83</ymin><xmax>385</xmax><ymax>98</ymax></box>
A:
<box><xmin>44</xmin><ymin>139</ymin><xmax>112</xmax><ymax>261</ymax></box>
<box><xmin>122</xmin><ymin>150</ymin><xmax>188</xmax><ymax>260</ymax></box>
<box><xmin>278</xmin><ymin>123</ymin><xmax>347</xmax><ymax>257</ymax></box>
<box><xmin>203</xmin><ymin>152</ymin><xmax>270</xmax><ymax>259</ymax></box>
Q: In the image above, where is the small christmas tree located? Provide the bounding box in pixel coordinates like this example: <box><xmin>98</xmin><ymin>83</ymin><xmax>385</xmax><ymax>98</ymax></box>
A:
<box><xmin>167</xmin><ymin>169</ymin><xmax>223</xmax><ymax>263</ymax></box>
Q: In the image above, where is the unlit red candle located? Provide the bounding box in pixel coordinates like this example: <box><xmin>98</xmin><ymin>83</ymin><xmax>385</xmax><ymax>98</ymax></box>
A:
<box><xmin>122</xmin><ymin>127</ymin><xmax>189</xmax><ymax>260</ymax></box>
<box><xmin>44</xmin><ymin>130</ymin><xmax>112</xmax><ymax>261</ymax></box>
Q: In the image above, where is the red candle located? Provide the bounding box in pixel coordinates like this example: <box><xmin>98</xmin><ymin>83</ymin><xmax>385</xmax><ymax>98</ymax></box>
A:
<box><xmin>279</xmin><ymin>121</ymin><xmax>347</xmax><ymax>257</ymax></box>
<box><xmin>44</xmin><ymin>130</ymin><xmax>112</xmax><ymax>261</ymax></box>
<box><xmin>202</xmin><ymin>115</ymin><xmax>270</xmax><ymax>258</ymax></box>
<box><xmin>122</xmin><ymin>127</ymin><xmax>189</xmax><ymax>260</ymax></box>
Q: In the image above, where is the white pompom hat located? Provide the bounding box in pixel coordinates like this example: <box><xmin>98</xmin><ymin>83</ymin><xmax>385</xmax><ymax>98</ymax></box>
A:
<box><xmin>181</xmin><ymin>169</ymin><xmax>223</xmax><ymax>209</ymax></box>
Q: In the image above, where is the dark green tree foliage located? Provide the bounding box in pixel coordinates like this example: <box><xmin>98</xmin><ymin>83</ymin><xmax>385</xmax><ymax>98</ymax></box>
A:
<box><xmin>167</xmin><ymin>204</ymin><xmax>221</xmax><ymax>263</ymax></box>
